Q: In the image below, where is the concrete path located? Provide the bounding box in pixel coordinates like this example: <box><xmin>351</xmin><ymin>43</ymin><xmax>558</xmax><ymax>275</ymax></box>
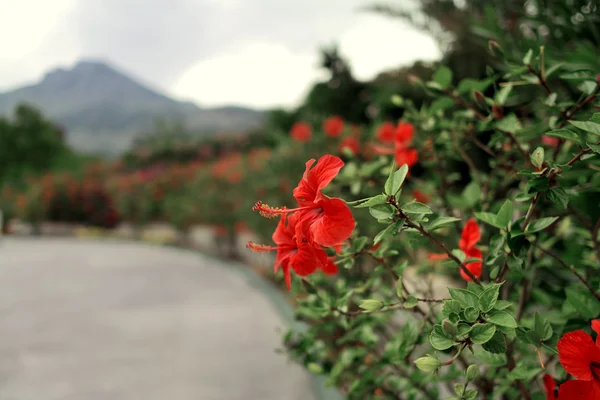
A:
<box><xmin>0</xmin><ymin>237</ymin><xmax>316</xmax><ymax>400</ymax></box>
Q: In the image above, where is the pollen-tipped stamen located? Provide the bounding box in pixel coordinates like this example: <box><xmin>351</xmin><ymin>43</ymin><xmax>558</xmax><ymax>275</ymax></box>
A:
<box><xmin>246</xmin><ymin>241</ymin><xmax>278</xmax><ymax>253</ymax></box>
<box><xmin>252</xmin><ymin>201</ymin><xmax>291</xmax><ymax>218</ymax></box>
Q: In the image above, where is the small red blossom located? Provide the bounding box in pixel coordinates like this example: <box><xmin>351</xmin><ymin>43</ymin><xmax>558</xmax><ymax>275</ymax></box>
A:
<box><xmin>372</xmin><ymin>121</ymin><xmax>418</xmax><ymax>168</ymax></box>
<box><xmin>376</xmin><ymin>122</ymin><xmax>395</xmax><ymax>144</ymax></box>
<box><xmin>428</xmin><ymin>218</ymin><xmax>483</xmax><ymax>281</ymax></box>
<box><xmin>556</xmin><ymin>319</ymin><xmax>600</xmax><ymax>399</ymax></box>
<box><xmin>290</xmin><ymin>122</ymin><xmax>312</xmax><ymax>142</ymax></box>
<box><xmin>413</xmin><ymin>190</ymin><xmax>430</xmax><ymax>204</ymax></box>
<box><xmin>542</xmin><ymin>136</ymin><xmax>560</xmax><ymax>147</ymax></box>
<box><xmin>323</xmin><ymin>116</ymin><xmax>345</xmax><ymax>138</ymax></box>
<box><xmin>339</xmin><ymin>136</ymin><xmax>360</xmax><ymax>156</ymax></box>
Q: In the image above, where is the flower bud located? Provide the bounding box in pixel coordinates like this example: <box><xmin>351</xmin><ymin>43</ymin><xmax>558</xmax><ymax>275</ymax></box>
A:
<box><xmin>359</xmin><ymin>299</ymin><xmax>385</xmax><ymax>312</ymax></box>
<box><xmin>488</xmin><ymin>40</ymin><xmax>504</xmax><ymax>55</ymax></box>
<box><xmin>414</xmin><ymin>355</ymin><xmax>442</xmax><ymax>373</ymax></box>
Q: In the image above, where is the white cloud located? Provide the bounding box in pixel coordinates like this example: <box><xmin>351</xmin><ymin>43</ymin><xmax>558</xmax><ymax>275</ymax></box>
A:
<box><xmin>0</xmin><ymin>0</ymin><xmax>78</xmax><ymax>90</ymax></box>
<box><xmin>173</xmin><ymin>42</ymin><xmax>325</xmax><ymax>109</ymax></box>
<box><xmin>172</xmin><ymin>12</ymin><xmax>440</xmax><ymax>108</ymax></box>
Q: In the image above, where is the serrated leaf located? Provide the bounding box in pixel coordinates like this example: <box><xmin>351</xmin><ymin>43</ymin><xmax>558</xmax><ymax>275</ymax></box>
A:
<box><xmin>496</xmin><ymin>114</ymin><xmax>522</xmax><ymax>133</ymax></box>
<box><xmin>533</xmin><ymin>312</ymin><xmax>553</xmax><ymax>342</ymax></box>
<box><xmin>530</xmin><ymin>147</ymin><xmax>545</xmax><ymax>169</ymax></box>
<box><xmin>369</xmin><ymin>204</ymin><xmax>395</xmax><ymax>220</ymax></box>
<box><xmin>385</xmin><ymin>164</ymin><xmax>409</xmax><ymax>196</ymax></box>
<box><xmin>404</xmin><ymin>295</ymin><xmax>418</xmax><ymax>308</ymax></box>
<box><xmin>449</xmin><ymin>288</ymin><xmax>479</xmax><ymax>308</ymax></box>
<box><xmin>479</xmin><ymin>286</ymin><xmax>500</xmax><ymax>313</ymax></box>
<box><xmin>547</xmin><ymin>187</ymin><xmax>569</xmax><ymax>209</ymax></box>
<box><xmin>496</xmin><ymin>200</ymin><xmax>513</xmax><ymax>228</ymax></box>
<box><xmin>485</xmin><ymin>310</ymin><xmax>518</xmax><ymax>328</ymax></box>
<box><xmin>545</xmin><ymin>129</ymin><xmax>582</xmax><ymax>143</ymax></box>
<box><xmin>565</xmin><ymin>286</ymin><xmax>600</xmax><ymax>319</ymax></box>
<box><xmin>426</xmin><ymin>216</ymin><xmax>462</xmax><ymax>231</ymax></box>
<box><xmin>354</xmin><ymin>194</ymin><xmax>387</xmax><ymax>208</ymax></box>
<box><xmin>433</xmin><ymin>65</ymin><xmax>453</xmax><ymax>88</ymax></box>
<box><xmin>525</xmin><ymin>216</ymin><xmax>558</xmax><ymax>233</ymax></box>
<box><xmin>464</xmin><ymin>307</ymin><xmax>479</xmax><ymax>322</ymax></box>
<box><xmin>374</xmin><ymin>224</ymin><xmax>395</xmax><ymax>245</ymax></box>
<box><xmin>443</xmin><ymin>300</ymin><xmax>463</xmax><ymax>317</ymax></box>
<box><xmin>402</xmin><ymin>201</ymin><xmax>433</xmax><ymax>214</ymax></box>
<box><xmin>495</xmin><ymin>85</ymin><xmax>512</xmax><ymax>105</ymax></box>
<box><xmin>569</xmin><ymin>120</ymin><xmax>600</xmax><ymax>136</ymax></box>
<box><xmin>430</xmin><ymin>325</ymin><xmax>456</xmax><ymax>350</ymax></box>
<box><xmin>482</xmin><ymin>331</ymin><xmax>507</xmax><ymax>353</ymax></box>
<box><xmin>475</xmin><ymin>211</ymin><xmax>503</xmax><ymax>229</ymax></box>
<box><xmin>494</xmin><ymin>300</ymin><xmax>513</xmax><ymax>310</ymax></box>
<box><xmin>587</xmin><ymin>142</ymin><xmax>600</xmax><ymax>154</ymax></box>
<box><xmin>523</xmin><ymin>49</ymin><xmax>533</xmax><ymax>65</ymax></box>
<box><xmin>469</xmin><ymin>323</ymin><xmax>497</xmax><ymax>344</ymax></box>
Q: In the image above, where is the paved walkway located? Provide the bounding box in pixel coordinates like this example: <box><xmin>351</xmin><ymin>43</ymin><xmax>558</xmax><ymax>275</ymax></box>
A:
<box><xmin>0</xmin><ymin>237</ymin><xmax>316</xmax><ymax>400</ymax></box>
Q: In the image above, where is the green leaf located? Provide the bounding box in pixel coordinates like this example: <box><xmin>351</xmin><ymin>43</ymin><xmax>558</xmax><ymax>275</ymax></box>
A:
<box><xmin>559</xmin><ymin>69</ymin><xmax>596</xmax><ymax>81</ymax></box>
<box><xmin>547</xmin><ymin>187</ymin><xmax>569</xmax><ymax>209</ymax></box>
<box><xmin>523</xmin><ymin>49</ymin><xmax>533</xmax><ymax>65</ymax></box>
<box><xmin>495</xmin><ymin>114</ymin><xmax>522</xmax><ymax>134</ymax></box>
<box><xmin>404</xmin><ymin>295</ymin><xmax>418</xmax><ymax>308</ymax></box>
<box><xmin>530</xmin><ymin>147</ymin><xmax>545</xmax><ymax>169</ymax></box>
<box><xmin>426</xmin><ymin>216</ymin><xmax>462</xmax><ymax>231</ymax></box>
<box><xmin>466</xmin><ymin>364</ymin><xmax>480</xmax><ymax>381</ymax></box>
<box><xmin>485</xmin><ymin>310</ymin><xmax>518</xmax><ymax>328</ymax></box>
<box><xmin>464</xmin><ymin>307</ymin><xmax>479</xmax><ymax>323</ymax></box>
<box><xmin>569</xmin><ymin>120</ymin><xmax>600</xmax><ymax>136</ymax></box>
<box><xmin>496</xmin><ymin>200</ymin><xmax>514</xmax><ymax>228</ymax></box>
<box><xmin>430</xmin><ymin>325</ymin><xmax>456</xmax><ymax>350</ymax></box>
<box><xmin>443</xmin><ymin>319</ymin><xmax>458</xmax><ymax>337</ymax></box>
<box><xmin>525</xmin><ymin>216</ymin><xmax>558</xmax><ymax>233</ymax></box>
<box><xmin>402</xmin><ymin>201</ymin><xmax>433</xmax><ymax>214</ymax></box>
<box><xmin>479</xmin><ymin>286</ymin><xmax>500</xmax><ymax>313</ymax></box>
<box><xmin>464</xmin><ymin>389</ymin><xmax>478</xmax><ymax>400</ymax></box>
<box><xmin>475</xmin><ymin>211</ymin><xmax>503</xmax><ymax>229</ymax></box>
<box><xmin>449</xmin><ymin>288</ymin><xmax>479</xmax><ymax>308</ymax></box>
<box><xmin>414</xmin><ymin>355</ymin><xmax>442</xmax><ymax>372</ymax></box>
<box><xmin>369</xmin><ymin>204</ymin><xmax>395</xmax><ymax>220</ymax></box>
<box><xmin>396</xmin><ymin>277</ymin><xmax>403</xmax><ymax>299</ymax></box>
<box><xmin>469</xmin><ymin>323</ymin><xmax>497</xmax><ymax>344</ymax></box>
<box><xmin>587</xmin><ymin>142</ymin><xmax>600</xmax><ymax>154</ymax></box>
<box><xmin>385</xmin><ymin>164</ymin><xmax>409</xmax><ymax>196</ymax></box>
<box><xmin>433</xmin><ymin>65</ymin><xmax>453</xmax><ymax>89</ymax></box>
<box><xmin>495</xmin><ymin>85</ymin><xmax>513</xmax><ymax>105</ymax></box>
<box><xmin>354</xmin><ymin>194</ymin><xmax>387</xmax><ymax>208</ymax></box>
<box><xmin>482</xmin><ymin>331</ymin><xmax>507</xmax><ymax>354</ymax></box>
<box><xmin>565</xmin><ymin>287</ymin><xmax>600</xmax><ymax>319</ymax></box>
<box><xmin>494</xmin><ymin>300</ymin><xmax>513</xmax><ymax>310</ymax></box>
<box><xmin>545</xmin><ymin>129</ymin><xmax>582</xmax><ymax>143</ymax></box>
<box><xmin>359</xmin><ymin>299</ymin><xmax>384</xmax><ymax>312</ymax></box>
<box><xmin>352</xmin><ymin>237</ymin><xmax>368</xmax><ymax>252</ymax></box>
<box><xmin>454</xmin><ymin>383</ymin><xmax>465</xmax><ymax>397</ymax></box>
<box><xmin>463</xmin><ymin>181</ymin><xmax>481</xmax><ymax>207</ymax></box>
<box><xmin>533</xmin><ymin>312</ymin><xmax>553</xmax><ymax>342</ymax></box>
<box><xmin>591</xmin><ymin>113</ymin><xmax>600</xmax><ymax>124</ymax></box>
<box><xmin>429</xmin><ymin>96</ymin><xmax>455</xmax><ymax>114</ymax></box>
<box><xmin>443</xmin><ymin>300</ymin><xmax>463</xmax><ymax>317</ymax></box>
<box><xmin>374</xmin><ymin>224</ymin><xmax>395</xmax><ymax>245</ymax></box>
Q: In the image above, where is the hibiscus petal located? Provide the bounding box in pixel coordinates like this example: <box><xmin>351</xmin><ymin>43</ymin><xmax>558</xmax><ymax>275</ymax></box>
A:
<box><xmin>592</xmin><ymin>320</ymin><xmax>600</xmax><ymax>347</ymax></box>
<box><xmin>272</xmin><ymin>214</ymin><xmax>292</xmax><ymax>244</ymax></box>
<box><xmin>321</xmin><ymin>257</ymin><xmax>338</xmax><ymax>275</ymax></box>
<box><xmin>459</xmin><ymin>218</ymin><xmax>481</xmax><ymax>250</ymax></box>
<box><xmin>310</xmin><ymin>198</ymin><xmax>356</xmax><ymax>247</ymax></box>
<box><xmin>293</xmin><ymin>155</ymin><xmax>344</xmax><ymax>204</ymax></box>
<box><xmin>281</xmin><ymin>262</ymin><xmax>292</xmax><ymax>291</ymax></box>
<box><xmin>543</xmin><ymin>375</ymin><xmax>557</xmax><ymax>400</ymax></box>
<box><xmin>289</xmin><ymin>245</ymin><xmax>318</xmax><ymax>277</ymax></box>
<box><xmin>558</xmin><ymin>330</ymin><xmax>597</xmax><ymax>381</ymax></box>
<box><xmin>558</xmin><ymin>379</ymin><xmax>600</xmax><ymax>399</ymax></box>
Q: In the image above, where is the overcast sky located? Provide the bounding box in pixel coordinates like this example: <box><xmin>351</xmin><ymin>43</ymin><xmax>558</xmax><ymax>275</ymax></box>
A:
<box><xmin>0</xmin><ymin>0</ymin><xmax>440</xmax><ymax>108</ymax></box>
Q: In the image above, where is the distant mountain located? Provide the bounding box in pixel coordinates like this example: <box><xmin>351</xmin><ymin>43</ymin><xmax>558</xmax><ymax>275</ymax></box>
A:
<box><xmin>0</xmin><ymin>60</ymin><xmax>264</xmax><ymax>154</ymax></box>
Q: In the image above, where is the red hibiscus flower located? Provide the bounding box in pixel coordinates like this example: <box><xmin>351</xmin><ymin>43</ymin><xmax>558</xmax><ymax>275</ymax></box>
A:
<box><xmin>254</xmin><ymin>155</ymin><xmax>355</xmax><ymax>248</ymax></box>
<box><xmin>372</xmin><ymin>121</ymin><xmax>419</xmax><ymax>168</ymax></box>
<box><xmin>428</xmin><ymin>218</ymin><xmax>483</xmax><ymax>281</ymax></box>
<box><xmin>247</xmin><ymin>214</ymin><xmax>335</xmax><ymax>290</ymax></box>
<box><xmin>544</xmin><ymin>375</ymin><xmax>558</xmax><ymax>400</ymax></box>
<box><xmin>290</xmin><ymin>122</ymin><xmax>312</xmax><ymax>142</ymax></box>
<box><xmin>339</xmin><ymin>136</ymin><xmax>360</xmax><ymax>157</ymax></box>
<box><xmin>323</xmin><ymin>116</ymin><xmax>345</xmax><ymax>138</ymax></box>
<box><xmin>376</xmin><ymin>122</ymin><xmax>395</xmax><ymax>144</ymax></box>
<box><xmin>556</xmin><ymin>320</ymin><xmax>600</xmax><ymax>399</ymax></box>
<box><xmin>542</xmin><ymin>136</ymin><xmax>560</xmax><ymax>147</ymax></box>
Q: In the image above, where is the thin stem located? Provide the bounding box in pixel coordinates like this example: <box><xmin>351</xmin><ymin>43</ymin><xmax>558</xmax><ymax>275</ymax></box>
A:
<box><xmin>527</xmin><ymin>64</ymin><xmax>552</xmax><ymax>95</ymax></box>
<box><xmin>444</xmin><ymin>89</ymin><xmax>487</xmax><ymax>120</ymax></box>
<box><xmin>522</xmin><ymin>193</ymin><xmax>541</xmax><ymax>230</ymax></box>
<box><xmin>535</xmin><ymin>244</ymin><xmax>600</xmax><ymax>301</ymax></box>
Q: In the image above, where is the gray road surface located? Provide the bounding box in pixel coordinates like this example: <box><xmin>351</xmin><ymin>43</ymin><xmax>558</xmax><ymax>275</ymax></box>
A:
<box><xmin>0</xmin><ymin>237</ymin><xmax>316</xmax><ymax>400</ymax></box>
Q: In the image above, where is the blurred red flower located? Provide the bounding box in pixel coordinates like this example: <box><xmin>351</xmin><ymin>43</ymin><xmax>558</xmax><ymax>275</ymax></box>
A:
<box><xmin>290</xmin><ymin>122</ymin><xmax>312</xmax><ymax>142</ymax></box>
<box><xmin>323</xmin><ymin>116</ymin><xmax>345</xmax><ymax>138</ymax></box>
<box><xmin>376</xmin><ymin>122</ymin><xmax>395</xmax><ymax>144</ymax></box>
<box><xmin>339</xmin><ymin>136</ymin><xmax>360</xmax><ymax>157</ymax></box>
